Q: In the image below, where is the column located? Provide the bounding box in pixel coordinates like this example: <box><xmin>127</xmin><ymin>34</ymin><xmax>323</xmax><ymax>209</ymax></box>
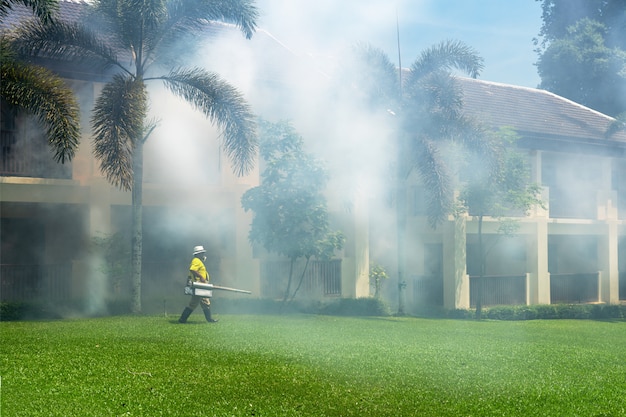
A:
<box><xmin>598</xmin><ymin>220</ymin><xmax>619</xmax><ymax>304</ymax></box>
<box><xmin>526</xmin><ymin>187</ymin><xmax>550</xmax><ymax>304</ymax></box>
<box><xmin>443</xmin><ymin>214</ymin><xmax>469</xmax><ymax>309</ymax></box>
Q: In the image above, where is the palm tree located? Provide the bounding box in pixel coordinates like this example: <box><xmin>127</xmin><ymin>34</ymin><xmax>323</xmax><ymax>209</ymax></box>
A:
<box><xmin>1</xmin><ymin>0</ymin><xmax>80</xmax><ymax>164</ymax></box>
<box><xmin>12</xmin><ymin>0</ymin><xmax>259</xmax><ymax>313</ymax></box>
<box><xmin>346</xmin><ymin>40</ymin><xmax>488</xmax><ymax>314</ymax></box>
<box><xmin>1</xmin><ymin>0</ymin><xmax>58</xmax><ymax>23</ymax></box>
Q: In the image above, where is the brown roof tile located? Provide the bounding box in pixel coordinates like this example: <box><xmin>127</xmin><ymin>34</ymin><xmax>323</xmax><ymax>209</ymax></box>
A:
<box><xmin>458</xmin><ymin>77</ymin><xmax>626</xmax><ymax>150</ymax></box>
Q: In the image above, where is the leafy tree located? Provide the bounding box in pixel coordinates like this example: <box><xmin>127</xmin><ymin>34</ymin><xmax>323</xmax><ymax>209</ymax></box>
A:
<box><xmin>1</xmin><ymin>0</ymin><xmax>80</xmax><ymax>164</ymax></box>
<box><xmin>535</xmin><ymin>0</ymin><xmax>626</xmax><ymax>50</ymax></box>
<box><xmin>11</xmin><ymin>0</ymin><xmax>259</xmax><ymax>313</ymax></box>
<box><xmin>241</xmin><ymin>120</ymin><xmax>345</xmax><ymax>302</ymax></box>
<box><xmin>456</xmin><ymin>127</ymin><xmax>544</xmax><ymax>318</ymax></box>
<box><xmin>369</xmin><ymin>263</ymin><xmax>388</xmax><ymax>299</ymax></box>
<box><xmin>341</xmin><ymin>41</ymin><xmax>489</xmax><ymax>314</ymax></box>
<box><xmin>536</xmin><ymin>17</ymin><xmax>626</xmax><ymax>116</ymax></box>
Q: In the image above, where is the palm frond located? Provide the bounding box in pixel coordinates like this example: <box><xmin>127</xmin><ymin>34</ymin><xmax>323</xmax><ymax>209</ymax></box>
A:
<box><xmin>92</xmin><ymin>74</ymin><xmax>147</xmax><ymax>190</ymax></box>
<box><xmin>0</xmin><ymin>0</ymin><xmax>58</xmax><ymax>24</ymax></box>
<box><xmin>408</xmin><ymin>39</ymin><xmax>484</xmax><ymax>82</ymax></box>
<box><xmin>10</xmin><ymin>20</ymin><xmax>125</xmax><ymax>74</ymax></box>
<box><xmin>413</xmin><ymin>137</ymin><xmax>453</xmax><ymax>226</ymax></box>
<box><xmin>406</xmin><ymin>71</ymin><xmax>465</xmax><ymax>130</ymax></box>
<box><xmin>145</xmin><ymin>0</ymin><xmax>258</xmax><ymax>67</ymax></box>
<box><xmin>160</xmin><ymin>67</ymin><xmax>257</xmax><ymax>176</ymax></box>
<box><xmin>347</xmin><ymin>42</ymin><xmax>401</xmax><ymax>110</ymax></box>
<box><xmin>90</xmin><ymin>0</ymin><xmax>167</xmax><ymax>59</ymax></box>
<box><xmin>167</xmin><ymin>0</ymin><xmax>258</xmax><ymax>39</ymax></box>
<box><xmin>1</xmin><ymin>56</ymin><xmax>80</xmax><ymax>163</ymax></box>
<box><xmin>93</xmin><ymin>0</ymin><xmax>167</xmax><ymax>31</ymax></box>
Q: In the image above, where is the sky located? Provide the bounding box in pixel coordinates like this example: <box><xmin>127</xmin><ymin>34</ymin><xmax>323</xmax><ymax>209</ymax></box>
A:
<box><xmin>256</xmin><ymin>0</ymin><xmax>543</xmax><ymax>88</ymax></box>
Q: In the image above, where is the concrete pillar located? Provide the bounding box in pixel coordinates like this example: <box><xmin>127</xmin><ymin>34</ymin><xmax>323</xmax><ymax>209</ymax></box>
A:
<box><xmin>82</xmin><ymin>177</ymin><xmax>113</xmax><ymax>313</ymax></box>
<box><xmin>230</xmin><ymin>186</ymin><xmax>260</xmax><ymax>296</ymax></box>
<box><xmin>338</xmin><ymin>194</ymin><xmax>370</xmax><ymax>299</ymax></box>
<box><xmin>443</xmin><ymin>214</ymin><xmax>469</xmax><ymax>309</ymax></box>
<box><xmin>598</xmin><ymin>219</ymin><xmax>620</xmax><ymax>304</ymax></box>
<box><xmin>527</xmin><ymin>189</ymin><xmax>550</xmax><ymax>304</ymax></box>
<box><xmin>353</xmin><ymin>196</ymin><xmax>370</xmax><ymax>299</ymax></box>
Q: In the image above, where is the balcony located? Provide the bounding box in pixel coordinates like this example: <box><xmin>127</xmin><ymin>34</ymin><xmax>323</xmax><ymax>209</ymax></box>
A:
<box><xmin>1</xmin><ymin>131</ymin><xmax>72</xmax><ymax>179</ymax></box>
<box><xmin>0</xmin><ymin>264</ymin><xmax>73</xmax><ymax>302</ymax></box>
<box><xmin>548</xmin><ymin>187</ymin><xmax>596</xmax><ymax>219</ymax></box>
<box><xmin>260</xmin><ymin>259</ymin><xmax>342</xmax><ymax>299</ymax></box>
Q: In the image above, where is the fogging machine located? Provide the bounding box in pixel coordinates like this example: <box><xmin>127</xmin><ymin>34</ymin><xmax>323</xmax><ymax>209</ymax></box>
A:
<box><xmin>184</xmin><ymin>281</ymin><xmax>252</xmax><ymax>298</ymax></box>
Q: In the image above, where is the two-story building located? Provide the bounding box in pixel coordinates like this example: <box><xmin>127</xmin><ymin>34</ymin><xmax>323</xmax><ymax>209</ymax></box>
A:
<box><xmin>0</xmin><ymin>0</ymin><xmax>369</xmax><ymax>314</ymax></box>
<box><xmin>385</xmin><ymin>77</ymin><xmax>626</xmax><ymax>311</ymax></box>
<box><xmin>2</xmin><ymin>0</ymin><xmax>625</xmax><ymax>314</ymax></box>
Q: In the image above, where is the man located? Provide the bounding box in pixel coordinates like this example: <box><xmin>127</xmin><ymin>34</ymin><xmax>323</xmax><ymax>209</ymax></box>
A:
<box><xmin>178</xmin><ymin>245</ymin><xmax>218</xmax><ymax>323</ymax></box>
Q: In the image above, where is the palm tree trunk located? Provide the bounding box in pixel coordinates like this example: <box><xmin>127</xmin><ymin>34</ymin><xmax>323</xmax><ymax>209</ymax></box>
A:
<box><xmin>130</xmin><ymin>140</ymin><xmax>144</xmax><ymax>313</ymax></box>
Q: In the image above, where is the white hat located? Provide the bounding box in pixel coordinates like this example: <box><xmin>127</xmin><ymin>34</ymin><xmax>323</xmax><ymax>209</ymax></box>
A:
<box><xmin>193</xmin><ymin>245</ymin><xmax>206</xmax><ymax>255</ymax></box>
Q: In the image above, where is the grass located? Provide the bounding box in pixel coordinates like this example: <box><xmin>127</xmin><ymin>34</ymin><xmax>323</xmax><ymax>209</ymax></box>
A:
<box><xmin>1</xmin><ymin>314</ymin><xmax>625</xmax><ymax>416</ymax></box>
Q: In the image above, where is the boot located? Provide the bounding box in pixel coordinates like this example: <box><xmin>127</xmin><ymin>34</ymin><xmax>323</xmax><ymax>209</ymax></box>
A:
<box><xmin>202</xmin><ymin>307</ymin><xmax>218</xmax><ymax>323</ymax></box>
<box><xmin>178</xmin><ymin>307</ymin><xmax>193</xmax><ymax>323</ymax></box>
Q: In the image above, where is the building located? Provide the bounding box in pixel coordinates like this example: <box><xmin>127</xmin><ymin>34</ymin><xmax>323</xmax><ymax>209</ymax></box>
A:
<box><xmin>390</xmin><ymin>77</ymin><xmax>626</xmax><ymax>311</ymax></box>
<box><xmin>0</xmin><ymin>0</ymin><xmax>368</xmax><ymax>313</ymax></box>
<box><xmin>2</xmin><ymin>1</ymin><xmax>625</xmax><ymax>314</ymax></box>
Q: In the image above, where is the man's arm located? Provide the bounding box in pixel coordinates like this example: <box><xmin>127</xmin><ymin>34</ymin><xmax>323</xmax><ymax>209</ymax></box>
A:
<box><xmin>190</xmin><ymin>269</ymin><xmax>206</xmax><ymax>282</ymax></box>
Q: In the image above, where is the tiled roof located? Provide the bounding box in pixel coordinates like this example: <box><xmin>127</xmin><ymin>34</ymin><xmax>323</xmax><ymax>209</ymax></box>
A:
<box><xmin>5</xmin><ymin>1</ymin><xmax>625</xmax><ymax>154</ymax></box>
<box><xmin>457</xmin><ymin>77</ymin><xmax>626</xmax><ymax>152</ymax></box>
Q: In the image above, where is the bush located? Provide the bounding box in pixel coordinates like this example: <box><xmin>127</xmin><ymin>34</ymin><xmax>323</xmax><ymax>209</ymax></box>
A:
<box><xmin>410</xmin><ymin>303</ymin><xmax>626</xmax><ymax>321</ymax></box>
<box><xmin>484</xmin><ymin>306</ymin><xmax>517</xmax><ymax>320</ymax></box>
<box><xmin>481</xmin><ymin>304</ymin><xmax>626</xmax><ymax>321</ymax></box>
<box><xmin>0</xmin><ymin>302</ymin><xmax>25</xmax><ymax>321</ymax></box>
<box><xmin>0</xmin><ymin>302</ymin><xmax>63</xmax><ymax>321</ymax></box>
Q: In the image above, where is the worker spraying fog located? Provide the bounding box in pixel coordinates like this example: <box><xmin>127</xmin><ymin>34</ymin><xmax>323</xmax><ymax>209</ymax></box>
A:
<box><xmin>178</xmin><ymin>245</ymin><xmax>218</xmax><ymax>323</ymax></box>
<box><xmin>178</xmin><ymin>245</ymin><xmax>252</xmax><ymax>323</ymax></box>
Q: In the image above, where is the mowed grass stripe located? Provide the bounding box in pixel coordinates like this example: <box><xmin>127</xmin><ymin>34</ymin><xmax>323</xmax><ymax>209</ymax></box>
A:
<box><xmin>1</xmin><ymin>315</ymin><xmax>625</xmax><ymax>416</ymax></box>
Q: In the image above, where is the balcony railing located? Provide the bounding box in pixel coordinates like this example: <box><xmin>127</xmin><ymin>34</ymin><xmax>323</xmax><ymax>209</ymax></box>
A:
<box><xmin>413</xmin><ymin>275</ymin><xmax>443</xmax><ymax>306</ymax></box>
<box><xmin>469</xmin><ymin>275</ymin><xmax>527</xmax><ymax>307</ymax></box>
<box><xmin>260</xmin><ymin>259</ymin><xmax>342</xmax><ymax>299</ymax></box>
<box><xmin>1</xmin><ymin>131</ymin><xmax>72</xmax><ymax>179</ymax></box>
<box><xmin>548</xmin><ymin>187</ymin><xmax>596</xmax><ymax>219</ymax></box>
<box><xmin>0</xmin><ymin>264</ymin><xmax>73</xmax><ymax>302</ymax></box>
<box><xmin>550</xmin><ymin>272</ymin><xmax>599</xmax><ymax>304</ymax></box>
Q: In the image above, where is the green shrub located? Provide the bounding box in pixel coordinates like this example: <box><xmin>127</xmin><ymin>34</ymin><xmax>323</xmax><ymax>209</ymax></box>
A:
<box><xmin>0</xmin><ymin>302</ymin><xmax>25</xmax><ymax>321</ymax></box>
<box><xmin>0</xmin><ymin>302</ymin><xmax>63</xmax><ymax>321</ymax></box>
<box><xmin>590</xmin><ymin>304</ymin><xmax>624</xmax><ymax>319</ymax></box>
<box><xmin>481</xmin><ymin>304</ymin><xmax>626</xmax><ymax>321</ymax></box>
<box><xmin>511</xmin><ymin>306</ymin><xmax>538</xmax><ymax>320</ymax></box>
<box><xmin>530</xmin><ymin>304</ymin><xmax>559</xmax><ymax>319</ymax></box>
<box><xmin>484</xmin><ymin>306</ymin><xmax>517</xmax><ymax>320</ymax></box>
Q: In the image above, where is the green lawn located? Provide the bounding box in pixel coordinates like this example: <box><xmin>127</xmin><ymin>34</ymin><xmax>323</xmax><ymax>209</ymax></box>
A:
<box><xmin>1</xmin><ymin>314</ymin><xmax>625</xmax><ymax>416</ymax></box>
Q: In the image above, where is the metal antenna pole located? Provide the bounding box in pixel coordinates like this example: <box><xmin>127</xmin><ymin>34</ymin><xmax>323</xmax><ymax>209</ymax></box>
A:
<box><xmin>395</xmin><ymin>6</ymin><xmax>406</xmax><ymax>315</ymax></box>
<box><xmin>396</xmin><ymin>8</ymin><xmax>402</xmax><ymax>93</ymax></box>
